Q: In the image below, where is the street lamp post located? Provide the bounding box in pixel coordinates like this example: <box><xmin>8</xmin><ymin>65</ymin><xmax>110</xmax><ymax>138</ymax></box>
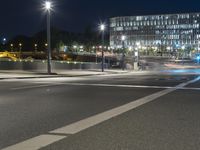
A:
<box><xmin>121</xmin><ymin>35</ymin><xmax>126</xmax><ymax>70</ymax></box>
<box><xmin>181</xmin><ymin>45</ymin><xmax>185</xmax><ymax>63</ymax></box>
<box><xmin>34</xmin><ymin>44</ymin><xmax>38</xmax><ymax>53</ymax></box>
<box><xmin>45</xmin><ymin>1</ymin><xmax>52</xmax><ymax>74</ymax></box>
<box><xmin>136</xmin><ymin>42</ymin><xmax>141</xmax><ymax>64</ymax></box>
<box><xmin>100</xmin><ymin>24</ymin><xmax>105</xmax><ymax>72</ymax></box>
<box><xmin>10</xmin><ymin>44</ymin><xmax>13</xmax><ymax>52</ymax></box>
<box><xmin>19</xmin><ymin>43</ymin><xmax>22</xmax><ymax>59</ymax></box>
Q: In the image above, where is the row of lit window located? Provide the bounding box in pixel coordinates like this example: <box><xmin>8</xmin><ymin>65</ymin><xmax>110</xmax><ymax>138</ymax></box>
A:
<box><xmin>111</xmin><ymin>13</ymin><xmax>200</xmax><ymax>23</ymax></box>
<box><xmin>112</xmin><ymin>26</ymin><xmax>199</xmax><ymax>33</ymax></box>
<box><xmin>166</xmin><ymin>24</ymin><xmax>199</xmax><ymax>29</ymax></box>
<box><xmin>111</xmin><ymin>35</ymin><xmax>200</xmax><ymax>41</ymax></box>
<box><xmin>110</xmin><ymin>19</ymin><xmax>200</xmax><ymax>28</ymax></box>
<box><xmin>111</xmin><ymin>40</ymin><xmax>199</xmax><ymax>46</ymax></box>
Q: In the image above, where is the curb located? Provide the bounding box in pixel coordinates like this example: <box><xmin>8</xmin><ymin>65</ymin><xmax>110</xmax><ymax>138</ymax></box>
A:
<box><xmin>0</xmin><ymin>73</ymin><xmax>113</xmax><ymax>80</ymax></box>
<box><xmin>0</xmin><ymin>70</ymin><xmax>136</xmax><ymax>80</ymax></box>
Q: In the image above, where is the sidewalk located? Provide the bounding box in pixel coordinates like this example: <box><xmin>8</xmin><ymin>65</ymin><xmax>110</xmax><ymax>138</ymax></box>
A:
<box><xmin>0</xmin><ymin>69</ymin><xmax>130</xmax><ymax>80</ymax></box>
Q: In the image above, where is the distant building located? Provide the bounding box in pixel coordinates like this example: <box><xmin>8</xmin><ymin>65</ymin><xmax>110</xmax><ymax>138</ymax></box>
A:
<box><xmin>110</xmin><ymin>13</ymin><xmax>200</xmax><ymax>53</ymax></box>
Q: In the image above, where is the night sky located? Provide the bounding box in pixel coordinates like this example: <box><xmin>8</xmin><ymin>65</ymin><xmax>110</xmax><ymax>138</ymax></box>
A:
<box><xmin>0</xmin><ymin>0</ymin><xmax>200</xmax><ymax>39</ymax></box>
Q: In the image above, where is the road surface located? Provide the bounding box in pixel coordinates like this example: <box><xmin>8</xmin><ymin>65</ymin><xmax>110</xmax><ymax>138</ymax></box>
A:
<box><xmin>0</xmin><ymin>71</ymin><xmax>200</xmax><ymax>150</ymax></box>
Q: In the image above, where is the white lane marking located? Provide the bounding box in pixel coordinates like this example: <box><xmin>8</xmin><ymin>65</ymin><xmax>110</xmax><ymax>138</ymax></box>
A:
<box><xmin>2</xmin><ymin>134</ymin><xmax>66</xmax><ymax>150</ymax></box>
<box><xmin>179</xmin><ymin>87</ymin><xmax>200</xmax><ymax>90</ymax></box>
<box><xmin>3</xmin><ymin>76</ymin><xmax>200</xmax><ymax>150</ymax></box>
<box><xmin>11</xmin><ymin>82</ymin><xmax>200</xmax><ymax>91</ymax></box>
<box><xmin>11</xmin><ymin>84</ymin><xmax>55</xmax><ymax>90</ymax></box>
<box><xmin>10</xmin><ymin>82</ymin><xmax>175</xmax><ymax>91</ymax></box>
<box><xmin>57</xmin><ymin>83</ymin><xmax>174</xmax><ymax>89</ymax></box>
<box><xmin>50</xmin><ymin>77</ymin><xmax>200</xmax><ymax>134</ymax></box>
<box><xmin>58</xmin><ymin>83</ymin><xmax>200</xmax><ymax>91</ymax></box>
<box><xmin>50</xmin><ymin>88</ymin><xmax>174</xmax><ymax>134</ymax></box>
<box><xmin>50</xmin><ymin>77</ymin><xmax>200</xmax><ymax>135</ymax></box>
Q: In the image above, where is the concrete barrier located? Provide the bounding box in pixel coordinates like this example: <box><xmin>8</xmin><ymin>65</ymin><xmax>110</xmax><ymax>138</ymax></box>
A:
<box><xmin>0</xmin><ymin>60</ymin><xmax>103</xmax><ymax>72</ymax></box>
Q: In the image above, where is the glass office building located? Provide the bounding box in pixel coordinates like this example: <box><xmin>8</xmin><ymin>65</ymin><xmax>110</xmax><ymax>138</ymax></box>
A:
<box><xmin>110</xmin><ymin>13</ymin><xmax>200</xmax><ymax>53</ymax></box>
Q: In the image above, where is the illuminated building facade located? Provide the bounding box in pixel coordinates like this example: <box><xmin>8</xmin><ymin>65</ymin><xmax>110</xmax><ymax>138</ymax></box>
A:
<box><xmin>110</xmin><ymin>13</ymin><xmax>200</xmax><ymax>53</ymax></box>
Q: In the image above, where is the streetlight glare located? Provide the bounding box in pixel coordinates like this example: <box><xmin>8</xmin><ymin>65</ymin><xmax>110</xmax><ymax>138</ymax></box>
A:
<box><xmin>121</xmin><ymin>35</ymin><xmax>126</xmax><ymax>41</ymax></box>
<box><xmin>136</xmin><ymin>42</ymin><xmax>141</xmax><ymax>46</ymax></box>
<box><xmin>100</xmin><ymin>24</ymin><xmax>105</xmax><ymax>31</ymax></box>
<box><xmin>99</xmin><ymin>23</ymin><xmax>106</xmax><ymax>72</ymax></box>
<box><xmin>45</xmin><ymin>1</ymin><xmax>51</xmax><ymax>10</ymax></box>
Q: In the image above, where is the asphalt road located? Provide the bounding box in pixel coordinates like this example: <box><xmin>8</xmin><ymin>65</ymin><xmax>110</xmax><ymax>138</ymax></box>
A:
<box><xmin>0</xmin><ymin>72</ymin><xmax>200</xmax><ymax>150</ymax></box>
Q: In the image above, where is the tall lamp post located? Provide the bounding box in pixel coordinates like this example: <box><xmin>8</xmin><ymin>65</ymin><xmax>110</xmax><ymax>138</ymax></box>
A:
<box><xmin>181</xmin><ymin>45</ymin><xmax>185</xmax><ymax>63</ymax></box>
<box><xmin>19</xmin><ymin>43</ymin><xmax>22</xmax><ymax>59</ymax></box>
<box><xmin>10</xmin><ymin>44</ymin><xmax>14</xmax><ymax>52</ymax></box>
<box><xmin>100</xmin><ymin>24</ymin><xmax>105</xmax><ymax>72</ymax></box>
<box><xmin>121</xmin><ymin>35</ymin><xmax>126</xmax><ymax>70</ymax></box>
<box><xmin>34</xmin><ymin>44</ymin><xmax>38</xmax><ymax>53</ymax></box>
<box><xmin>136</xmin><ymin>42</ymin><xmax>141</xmax><ymax>64</ymax></box>
<box><xmin>45</xmin><ymin>1</ymin><xmax>52</xmax><ymax>74</ymax></box>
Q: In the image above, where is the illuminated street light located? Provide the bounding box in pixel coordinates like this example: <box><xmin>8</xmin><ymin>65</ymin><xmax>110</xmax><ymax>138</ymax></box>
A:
<box><xmin>121</xmin><ymin>35</ymin><xmax>126</xmax><ymax>70</ymax></box>
<box><xmin>2</xmin><ymin>38</ymin><xmax>7</xmax><ymax>49</ymax></box>
<box><xmin>128</xmin><ymin>46</ymin><xmax>133</xmax><ymax>52</ymax></box>
<box><xmin>45</xmin><ymin>1</ymin><xmax>52</xmax><ymax>74</ymax></box>
<box><xmin>100</xmin><ymin>23</ymin><xmax>105</xmax><ymax>72</ymax></box>
<box><xmin>3</xmin><ymin>38</ymin><xmax>6</xmax><ymax>43</ymax></box>
<box><xmin>10</xmin><ymin>44</ymin><xmax>14</xmax><ymax>52</ymax></box>
<box><xmin>19</xmin><ymin>43</ymin><xmax>22</xmax><ymax>58</ymax></box>
<box><xmin>121</xmin><ymin>35</ymin><xmax>126</xmax><ymax>41</ymax></box>
<box><xmin>181</xmin><ymin>45</ymin><xmax>185</xmax><ymax>62</ymax></box>
<box><xmin>73</xmin><ymin>45</ymin><xmax>77</xmax><ymax>50</ymax></box>
<box><xmin>100</xmin><ymin>24</ymin><xmax>105</xmax><ymax>32</ymax></box>
<box><xmin>45</xmin><ymin>1</ymin><xmax>51</xmax><ymax>10</ymax></box>
<box><xmin>19</xmin><ymin>43</ymin><xmax>22</xmax><ymax>47</ymax></box>
<box><xmin>34</xmin><ymin>44</ymin><xmax>38</xmax><ymax>52</ymax></box>
<box><xmin>136</xmin><ymin>42</ymin><xmax>141</xmax><ymax>66</ymax></box>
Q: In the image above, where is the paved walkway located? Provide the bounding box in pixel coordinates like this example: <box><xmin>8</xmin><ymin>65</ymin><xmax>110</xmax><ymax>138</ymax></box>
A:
<box><xmin>0</xmin><ymin>69</ymin><xmax>131</xmax><ymax>79</ymax></box>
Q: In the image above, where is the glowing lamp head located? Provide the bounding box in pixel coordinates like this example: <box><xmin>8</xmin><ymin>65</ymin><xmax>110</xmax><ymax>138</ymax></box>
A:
<box><xmin>197</xmin><ymin>56</ymin><xmax>200</xmax><ymax>60</ymax></box>
<box><xmin>45</xmin><ymin>1</ymin><xmax>51</xmax><ymax>10</ymax></box>
<box><xmin>182</xmin><ymin>46</ymin><xmax>185</xmax><ymax>50</ymax></box>
<box><xmin>136</xmin><ymin>42</ymin><xmax>140</xmax><ymax>46</ymax></box>
<box><xmin>121</xmin><ymin>35</ymin><xmax>126</xmax><ymax>41</ymax></box>
<box><xmin>100</xmin><ymin>24</ymin><xmax>105</xmax><ymax>31</ymax></box>
<box><xmin>73</xmin><ymin>45</ymin><xmax>77</xmax><ymax>49</ymax></box>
